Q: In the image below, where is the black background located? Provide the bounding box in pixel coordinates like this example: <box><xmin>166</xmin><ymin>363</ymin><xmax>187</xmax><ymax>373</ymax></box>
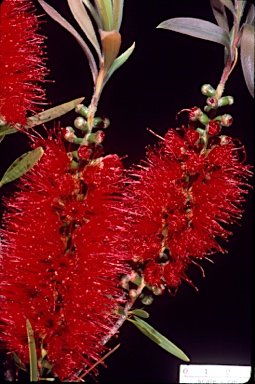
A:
<box><xmin>0</xmin><ymin>1</ymin><xmax>253</xmax><ymax>383</ymax></box>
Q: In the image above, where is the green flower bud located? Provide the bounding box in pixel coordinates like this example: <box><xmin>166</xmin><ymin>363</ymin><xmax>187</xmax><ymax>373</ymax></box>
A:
<box><xmin>129</xmin><ymin>289</ymin><xmax>138</xmax><ymax>299</ymax></box>
<box><xmin>204</xmin><ymin>105</ymin><xmax>212</xmax><ymax>112</ymax></box>
<box><xmin>86</xmin><ymin>130</ymin><xmax>105</xmax><ymax>144</ymax></box>
<box><xmin>152</xmin><ymin>286</ymin><xmax>165</xmax><ymax>295</ymax></box>
<box><xmin>120</xmin><ymin>275</ymin><xmax>130</xmax><ymax>290</ymax></box>
<box><xmin>221</xmin><ymin>114</ymin><xmax>233</xmax><ymax>127</ymax></box>
<box><xmin>75</xmin><ymin>104</ymin><xmax>88</xmax><ymax>118</ymax></box>
<box><xmin>196</xmin><ymin>127</ymin><xmax>205</xmax><ymax>135</ymax></box>
<box><xmin>63</xmin><ymin>126</ymin><xmax>83</xmax><ymax>144</ymax></box>
<box><xmin>198</xmin><ymin>112</ymin><xmax>209</xmax><ymax>125</ymax></box>
<box><xmin>72</xmin><ymin>136</ymin><xmax>83</xmax><ymax>144</ymax></box>
<box><xmin>141</xmin><ymin>295</ymin><xmax>154</xmax><ymax>305</ymax></box>
<box><xmin>63</xmin><ymin>126</ymin><xmax>75</xmax><ymax>142</ymax></box>
<box><xmin>93</xmin><ymin>117</ymin><xmax>110</xmax><ymax>129</ymax></box>
<box><xmin>129</xmin><ymin>271</ymin><xmax>141</xmax><ymax>285</ymax></box>
<box><xmin>201</xmin><ymin>84</ymin><xmax>216</xmax><ymax>97</ymax></box>
<box><xmin>74</xmin><ymin>116</ymin><xmax>88</xmax><ymax>131</ymax></box>
<box><xmin>218</xmin><ymin>96</ymin><xmax>234</xmax><ymax>107</ymax></box>
<box><xmin>159</xmin><ymin>252</ymin><xmax>168</xmax><ymax>260</ymax></box>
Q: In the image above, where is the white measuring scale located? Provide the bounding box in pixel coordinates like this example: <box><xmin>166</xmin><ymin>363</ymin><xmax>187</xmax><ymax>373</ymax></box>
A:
<box><xmin>179</xmin><ymin>364</ymin><xmax>251</xmax><ymax>383</ymax></box>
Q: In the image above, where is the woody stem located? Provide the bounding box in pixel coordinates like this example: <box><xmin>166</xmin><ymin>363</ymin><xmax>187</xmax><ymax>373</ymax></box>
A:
<box><xmin>101</xmin><ymin>278</ymin><xmax>146</xmax><ymax>346</ymax></box>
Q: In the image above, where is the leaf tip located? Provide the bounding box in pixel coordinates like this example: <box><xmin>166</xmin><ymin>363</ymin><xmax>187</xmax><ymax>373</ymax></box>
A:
<box><xmin>156</xmin><ymin>22</ymin><xmax>164</xmax><ymax>29</ymax></box>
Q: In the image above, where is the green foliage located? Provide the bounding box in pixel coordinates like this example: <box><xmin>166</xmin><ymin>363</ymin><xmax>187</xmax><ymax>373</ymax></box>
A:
<box><xmin>0</xmin><ymin>147</ymin><xmax>44</xmax><ymax>187</ymax></box>
<box><xmin>128</xmin><ymin>316</ymin><xmax>190</xmax><ymax>362</ymax></box>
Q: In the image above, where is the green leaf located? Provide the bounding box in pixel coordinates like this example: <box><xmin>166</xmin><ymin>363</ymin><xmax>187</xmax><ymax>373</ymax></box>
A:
<box><xmin>112</xmin><ymin>0</ymin><xmax>124</xmax><ymax>31</ymax></box>
<box><xmin>236</xmin><ymin>1</ymin><xmax>247</xmax><ymax>23</ymax></box>
<box><xmin>0</xmin><ymin>147</ymin><xmax>44</xmax><ymax>187</ymax></box>
<box><xmin>26</xmin><ymin>319</ymin><xmax>38</xmax><ymax>382</ymax></box>
<box><xmin>26</xmin><ymin>97</ymin><xmax>85</xmax><ymax>127</ymax></box>
<box><xmin>100</xmin><ymin>30</ymin><xmax>121</xmax><ymax>73</ymax></box>
<box><xmin>104</xmin><ymin>42</ymin><xmax>135</xmax><ymax>84</ymax></box>
<box><xmin>128</xmin><ymin>309</ymin><xmax>150</xmax><ymax>318</ymax></box>
<box><xmin>157</xmin><ymin>17</ymin><xmax>231</xmax><ymax>51</ymax></box>
<box><xmin>94</xmin><ymin>0</ymin><xmax>113</xmax><ymax>31</ymax></box>
<box><xmin>210</xmin><ymin>0</ymin><xmax>230</xmax><ymax>32</ymax></box>
<box><xmin>67</xmin><ymin>0</ymin><xmax>102</xmax><ymax>59</ymax></box>
<box><xmin>131</xmin><ymin>316</ymin><xmax>190</xmax><ymax>362</ymax></box>
<box><xmin>0</xmin><ymin>124</ymin><xmax>18</xmax><ymax>136</ymax></box>
<box><xmin>240</xmin><ymin>24</ymin><xmax>254</xmax><ymax>97</ymax></box>
<box><xmin>128</xmin><ymin>318</ymin><xmax>162</xmax><ymax>344</ymax></box>
<box><xmin>37</xmin><ymin>0</ymin><xmax>98</xmax><ymax>83</ymax></box>
<box><xmin>82</xmin><ymin>0</ymin><xmax>103</xmax><ymax>29</ymax></box>
<box><xmin>13</xmin><ymin>353</ymin><xmax>28</xmax><ymax>372</ymax></box>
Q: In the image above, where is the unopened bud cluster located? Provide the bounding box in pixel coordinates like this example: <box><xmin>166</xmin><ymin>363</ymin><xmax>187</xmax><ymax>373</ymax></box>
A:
<box><xmin>181</xmin><ymin>85</ymin><xmax>235</xmax><ymax>143</ymax></box>
<box><xmin>62</xmin><ymin>104</ymin><xmax>110</xmax><ymax>163</ymax></box>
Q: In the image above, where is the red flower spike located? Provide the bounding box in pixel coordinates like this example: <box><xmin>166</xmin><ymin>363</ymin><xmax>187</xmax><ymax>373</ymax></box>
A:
<box><xmin>126</xmin><ymin>127</ymin><xmax>252</xmax><ymax>293</ymax></box>
<box><xmin>0</xmin><ymin>0</ymin><xmax>48</xmax><ymax>126</ymax></box>
<box><xmin>0</xmin><ymin>131</ymin><xmax>131</xmax><ymax>381</ymax></box>
<box><xmin>207</xmin><ymin>120</ymin><xmax>221</xmax><ymax>136</ymax></box>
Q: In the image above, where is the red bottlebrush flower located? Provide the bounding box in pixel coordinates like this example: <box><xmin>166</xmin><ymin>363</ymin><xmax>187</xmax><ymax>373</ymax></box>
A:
<box><xmin>163</xmin><ymin>261</ymin><xmax>187</xmax><ymax>290</ymax></box>
<box><xmin>144</xmin><ymin>261</ymin><xmax>163</xmax><ymax>287</ymax></box>
<box><xmin>127</xmin><ymin>127</ymin><xmax>252</xmax><ymax>292</ymax></box>
<box><xmin>0</xmin><ymin>131</ymin><xmax>131</xmax><ymax>380</ymax></box>
<box><xmin>0</xmin><ymin>0</ymin><xmax>48</xmax><ymax>126</ymax></box>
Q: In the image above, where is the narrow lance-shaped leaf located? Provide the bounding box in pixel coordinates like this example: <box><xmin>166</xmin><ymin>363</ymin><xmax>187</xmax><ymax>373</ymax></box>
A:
<box><xmin>26</xmin><ymin>97</ymin><xmax>85</xmax><ymax>127</ymax></box>
<box><xmin>219</xmin><ymin>0</ymin><xmax>235</xmax><ymax>15</ymax></box>
<box><xmin>112</xmin><ymin>0</ymin><xmax>124</xmax><ymax>31</ymax></box>
<box><xmin>103</xmin><ymin>42</ymin><xmax>135</xmax><ymax>85</ymax></box>
<box><xmin>245</xmin><ymin>3</ymin><xmax>255</xmax><ymax>26</ymax></box>
<box><xmin>157</xmin><ymin>17</ymin><xmax>231</xmax><ymax>52</ymax></box>
<box><xmin>128</xmin><ymin>318</ymin><xmax>162</xmax><ymax>344</ymax></box>
<box><xmin>82</xmin><ymin>0</ymin><xmax>103</xmax><ymax>29</ymax></box>
<box><xmin>1</xmin><ymin>97</ymin><xmax>84</xmax><ymax>136</ymax></box>
<box><xmin>94</xmin><ymin>0</ymin><xmax>113</xmax><ymax>31</ymax></box>
<box><xmin>128</xmin><ymin>309</ymin><xmax>150</xmax><ymax>318</ymax></box>
<box><xmin>37</xmin><ymin>0</ymin><xmax>98</xmax><ymax>83</ymax></box>
<box><xmin>100</xmin><ymin>29</ymin><xmax>121</xmax><ymax>74</ymax></box>
<box><xmin>67</xmin><ymin>0</ymin><xmax>102</xmax><ymax>60</ymax></box>
<box><xmin>129</xmin><ymin>316</ymin><xmax>190</xmax><ymax>362</ymax></box>
<box><xmin>236</xmin><ymin>1</ymin><xmax>247</xmax><ymax>26</ymax></box>
<box><xmin>13</xmin><ymin>353</ymin><xmax>28</xmax><ymax>372</ymax></box>
<box><xmin>210</xmin><ymin>0</ymin><xmax>230</xmax><ymax>32</ymax></box>
<box><xmin>240</xmin><ymin>24</ymin><xmax>254</xmax><ymax>97</ymax></box>
<box><xmin>26</xmin><ymin>319</ymin><xmax>38</xmax><ymax>382</ymax></box>
<box><xmin>0</xmin><ymin>124</ymin><xmax>18</xmax><ymax>136</ymax></box>
<box><xmin>0</xmin><ymin>147</ymin><xmax>44</xmax><ymax>187</ymax></box>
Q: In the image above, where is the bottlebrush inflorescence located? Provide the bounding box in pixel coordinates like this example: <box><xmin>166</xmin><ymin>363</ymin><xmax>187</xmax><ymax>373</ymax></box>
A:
<box><xmin>0</xmin><ymin>0</ymin><xmax>48</xmax><ymax>126</ymax></box>
<box><xmin>0</xmin><ymin>111</ymin><xmax>132</xmax><ymax>380</ymax></box>
<box><xmin>125</xmin><ymin>88</ymin><xmax>252</xmax><ymax>296</ymax></box>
